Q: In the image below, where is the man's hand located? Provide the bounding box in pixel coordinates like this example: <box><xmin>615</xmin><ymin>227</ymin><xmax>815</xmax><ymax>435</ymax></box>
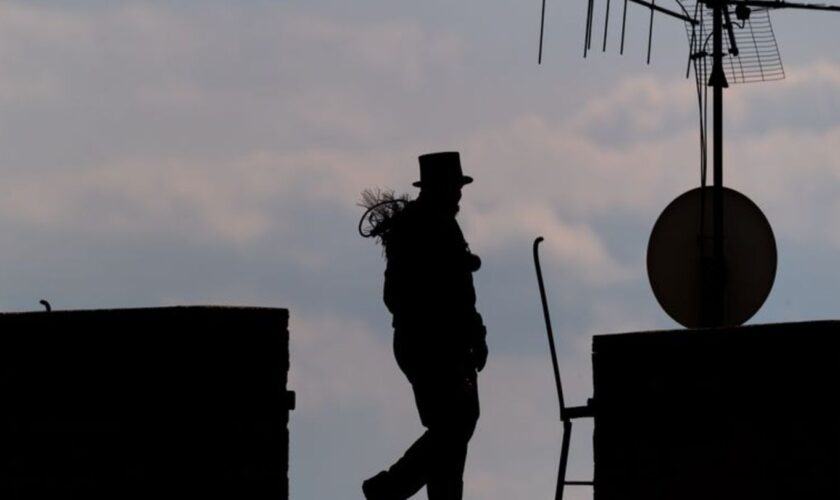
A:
<box><xmin>469</xmin><ymin>314</ymin><xmax>487</xmax><ymax>371</ymax></box>
<box><xmin>472</xmin><ymin>339</ymin><xmax>488</xmax><ymax>372</ymax></box>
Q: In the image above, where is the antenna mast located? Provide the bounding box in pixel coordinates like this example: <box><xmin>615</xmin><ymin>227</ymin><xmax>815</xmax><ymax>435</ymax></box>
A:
<box><xmin>539</xmin><ymin>0</ymin><xmax>840</xmax><ymax>327</ymax></box>
<box><xmin>702</xmin><ymin>0</ymin><xmax>840</xmax><ymax>325</ymax></box>
<box><xmin>708</xmin><ymin>0</ymin><xmax>727</xmax><ymax>325</ymax></box>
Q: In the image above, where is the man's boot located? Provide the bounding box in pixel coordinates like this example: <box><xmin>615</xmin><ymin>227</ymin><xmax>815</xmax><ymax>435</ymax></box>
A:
<box><xmin>426</xmin><ymin>477</ymin><xmax>463</xmax><ymax>500</ymax></box>
<box><xmin>362</xmin><ymin>471</ymin><xmax>393</xmax><ymax>500</ymax></box>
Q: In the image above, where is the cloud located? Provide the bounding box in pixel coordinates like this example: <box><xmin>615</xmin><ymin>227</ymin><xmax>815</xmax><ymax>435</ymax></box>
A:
<box><xmin>0</xmin><ymin>1</ymin><xmax>468</xmax><ymax>170</ymax></box>
<box><xmin>1</xmin><ymin>9</ymin><xmax>834</xmax><ymax>306</ymax></box>
<box><xmin>288</xmin><ymin>312</ymin><xmax>414</xmax><ymax>427</ymax></box>
<box><xmin>0</xmin><ymin>145</ymin><xmax>427</xmax><ymax>249</ymax></box>
<box><xmin>726</xmin><ymin>126</ymin><xmax>840</xmax><ymax>246</ymax></box>
<box><xmin>0</xmin><ymin>156</ymin><xmax>272</xmax><ymax>245</ymax></box>
<box><xmin>782</xmin><ymin>59</ymin><xmax>840</xmax><ymax>88</ymax></box>
<box><xmin>462</xmin><ymin>113</ymin><xmax>699</xmax><ymax>219</ymax></box>
<box><xmin>467</xmin><ymin>202</ymin><xmax>635</xmax><ymax>285</ymax></box>
<box><xmin>568</xmin><ymin>73</ymin><xmax>696</xmax><ymax>136</ymax></box>
<box><xmin>281</xmin><ymin>14</ymin><xmax>463</xmax><ymax>87</ymax></box>
<box><xmin>725</xmin><ymin>60</ymin><xmax>840</xmax><ymax>133</ymax></box>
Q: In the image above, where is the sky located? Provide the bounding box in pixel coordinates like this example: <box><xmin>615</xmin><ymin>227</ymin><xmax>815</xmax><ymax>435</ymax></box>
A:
<box><xmin>1</xmin><ymin>1</ymin><xmax>839</xmax><ymax>499</ymax></box>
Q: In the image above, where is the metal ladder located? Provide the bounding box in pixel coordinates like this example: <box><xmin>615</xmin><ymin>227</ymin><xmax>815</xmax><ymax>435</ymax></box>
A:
<box><xmin>533</xmin><ymin>237</ymin><xmax>595</xmax><ymax>500</ymax></box>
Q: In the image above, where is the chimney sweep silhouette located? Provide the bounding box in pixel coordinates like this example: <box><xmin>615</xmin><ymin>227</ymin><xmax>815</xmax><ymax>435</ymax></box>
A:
<box><xmin>359</xmin><ymin>151</ymin><xmax>487</xmax><ymax>500</ymax></box>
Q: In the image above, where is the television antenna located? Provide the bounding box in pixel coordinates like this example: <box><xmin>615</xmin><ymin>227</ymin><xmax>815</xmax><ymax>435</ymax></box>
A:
<box><xmin>539</xmin><ymin>0</ymin><xmax>840</xmax><ymax>327</ymax></box>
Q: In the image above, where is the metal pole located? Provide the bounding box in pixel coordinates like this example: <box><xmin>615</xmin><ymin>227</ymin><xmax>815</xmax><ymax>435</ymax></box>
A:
<box><xmin>533</xmin><ymin>237</ymin><xmax>566</xmax><ymax>417</ymax></box>
<box><xmin>556</xmin><ymin>420</ymin><xmax>573</xmax><ymax>500</ymax></box>
<box><xmin>710</xmin><ymin>0</ymin><xmax>726</xmax><ymax>326</ymax></box>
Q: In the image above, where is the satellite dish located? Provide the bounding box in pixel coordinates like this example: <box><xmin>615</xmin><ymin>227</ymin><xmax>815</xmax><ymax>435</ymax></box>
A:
<box><xmin>647</xmin><ymin>186</ymin><xmax>776</xmax><ymax>328</ymax></box>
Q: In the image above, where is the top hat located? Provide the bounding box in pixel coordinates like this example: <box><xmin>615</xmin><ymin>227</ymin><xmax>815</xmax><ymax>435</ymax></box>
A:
<box><xmin>413</xmin><ymin>151</ymin><xmax>473</xmax><ymax>188</ymax></box>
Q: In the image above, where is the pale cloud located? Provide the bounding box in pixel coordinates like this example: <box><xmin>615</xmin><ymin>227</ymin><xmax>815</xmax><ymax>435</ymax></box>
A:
<box><xmin>0</xmin><ymin>2</ymin><xmax>89</xmax><ymax>46</ymax></box>
<box><xmin>726</xmin><ymin>60</ymin><xmax>840</xmax><ymax>129</ymax></box>
<box><xmin>0</xmin><ymin>146</ymin><xmax>411</xmax><ymax>246</ymax></box>
<box><xmin>0</xmin><ymin>2</ymin><xmax>469</xmax><ymax>255</ymax></box>
<box><xmin>0</xmin><ymin>46</ymin><xmax>835</xmax><ymax>295</ymax></box>
<box><xmin>710</xmin><ymin>63</ymin><xmax>840</xmax><ymax>248</ymax></box>
<box><xmin>0</xmin><ymin>3</ymin><xmax>204</xmax><ymax>102</ymax></box>
<box><xmin>781</xmin><ymin>59</ymin><xmax>840</xmax><ymax>87</ymax></box>
<box><xmin>457</xmin><ymin>60</ymin><xmax>840</xmax><ymax>261</ymax></box>
<box><xmin>467</xmin><ymin>202</ymin><xmax>635</xmax><ymax>285</ymax></box>
<box><xmin>0</xmin><ymin>1</ymin><xmax>464</xmax><ymax>150</ymax></box>
<box><xmin>463</xmin><ymin>112</ymin><xmax>699</xmax><ymax>217</ymax></box>
<box><xmin>569</xmin><ymin>73</ymin><xmax>696</xmax><ymax>134</ymax></box>
<box><xmin>0</xmin><ymin>4</ymin><xmax>87</xmax><ymax>102</ymax></box>
<box><xmin>288</xmin><ymin>312</ymin><xmax>415</xmax><ymax>428</ymax></box>
<box><xmin>280</xmin><ymin>14</ymin><xmax>464</xmax><ymax>87</ymax></box>
<box><xmin>0</xmin><ymin>157</ymin><xmax>272</xmax><ymax>245</ymax></box>
<box><xmin>290</xmin><ymin>87</ymin><xmax>383</xmax><ymax>141</ymax></box>
<box><xmin>727</xmin><ymin>126</ymin><xmax>840</xmax><ymax>246</ymax></box>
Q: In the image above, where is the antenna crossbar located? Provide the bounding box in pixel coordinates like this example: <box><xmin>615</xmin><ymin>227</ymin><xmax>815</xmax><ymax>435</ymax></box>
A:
<box><xmin>629</xmin><ymin>0</ymin><xmax>699</xmax><ymax>23</ymax></box>
<box><xmin>740</xmin><ymin>0</ymin><xmax>840</xmax><ymax>11</ymax></box>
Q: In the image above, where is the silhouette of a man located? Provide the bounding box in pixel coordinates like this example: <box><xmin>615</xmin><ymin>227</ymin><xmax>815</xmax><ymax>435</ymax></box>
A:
<box><xmin>364</xmin><ymin>152</ymin><xmax>487</xmax><ymax>500</ymax></box>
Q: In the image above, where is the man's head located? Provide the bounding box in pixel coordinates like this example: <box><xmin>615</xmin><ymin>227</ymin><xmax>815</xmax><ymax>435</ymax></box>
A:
<box><xmin>413</xmin><ymin>151</ymin><xmax>472</xmax><ymax>216</ymax></box>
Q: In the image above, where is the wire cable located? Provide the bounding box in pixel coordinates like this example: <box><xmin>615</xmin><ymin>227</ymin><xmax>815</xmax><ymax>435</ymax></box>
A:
<box><xmin>539</xmin><ymin>0</ymin><xmax>547</xmax><ymax>63</ymax></box>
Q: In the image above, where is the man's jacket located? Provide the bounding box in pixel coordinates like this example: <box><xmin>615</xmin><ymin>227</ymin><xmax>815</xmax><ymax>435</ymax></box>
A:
<box><xmin>383</xmin><ymin>199</ymin><xmax>484</xmax><ymax>353</ymax></box>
